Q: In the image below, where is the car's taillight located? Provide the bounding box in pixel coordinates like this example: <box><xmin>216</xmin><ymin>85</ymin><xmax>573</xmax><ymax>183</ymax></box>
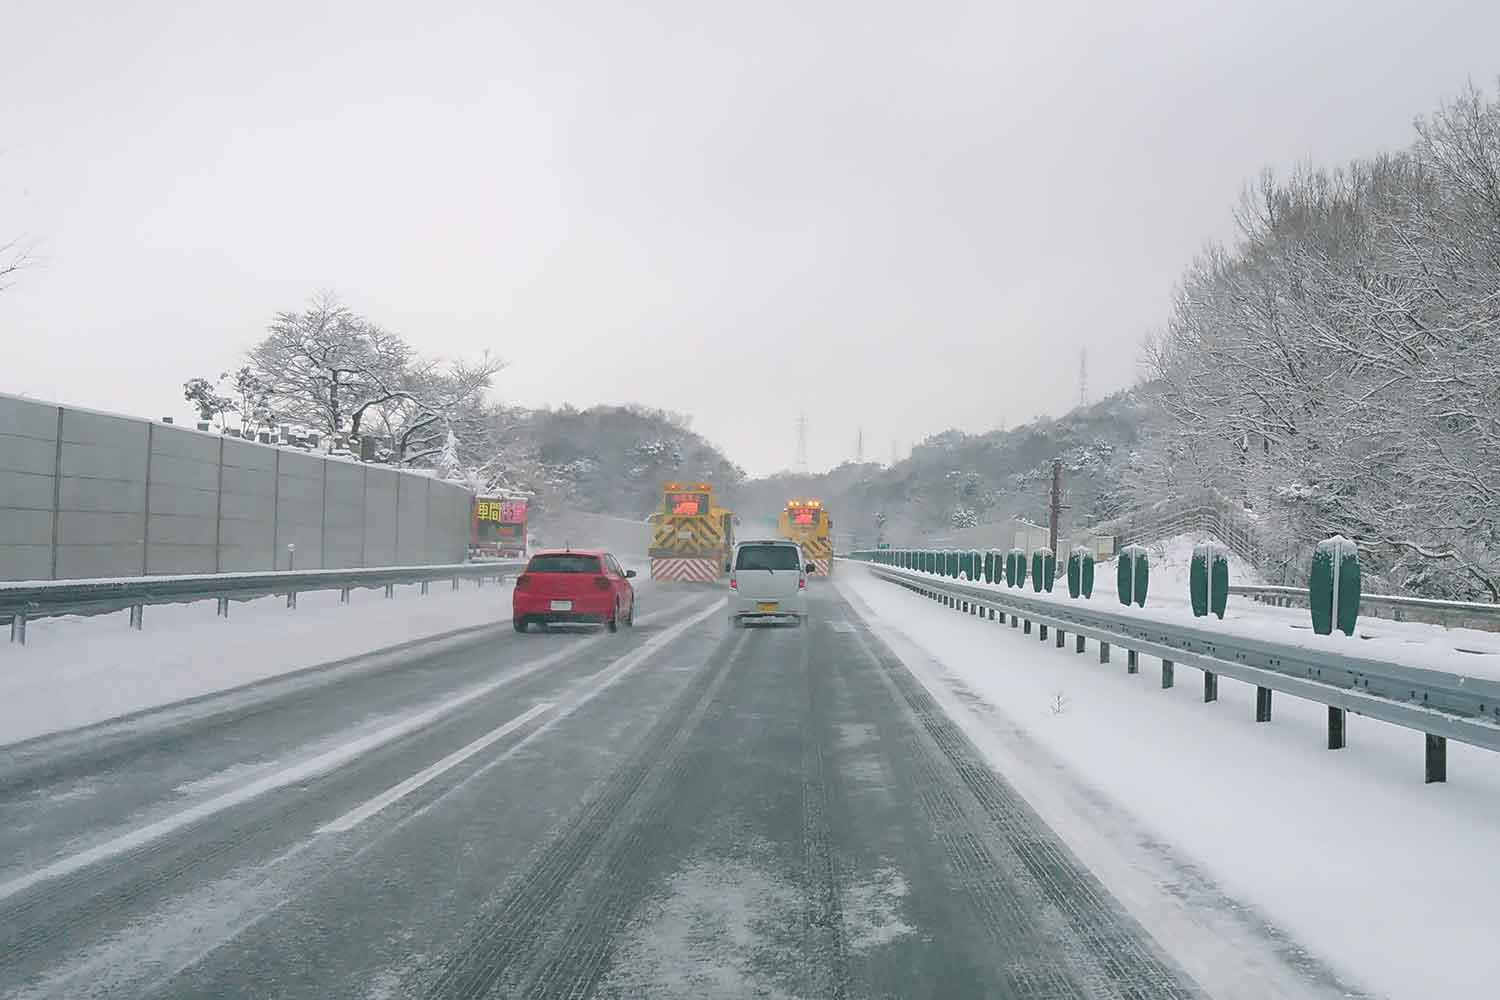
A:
<box><xmin>593</xmin><ymin>576</ymin><xmax>612</xmax><ymax>590</ymax></box>
<box><xmin>729</xmin><ymin>575</ymin><xmax>737</xmax><ymax>589</ymax></box>
<box><xmin>515</xmin><ymin>575</ymin><xmax>530</xmax><ymax>589</ymax></box>
<box><xmin>799</xmin><ymin>575</ymin><xmax>807</xmax><ymax>590</ymax></box>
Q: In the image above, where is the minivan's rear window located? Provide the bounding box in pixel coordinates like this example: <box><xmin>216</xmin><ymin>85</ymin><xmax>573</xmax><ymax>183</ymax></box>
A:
<box><xmin>735</xmin><ymin>545</ymin><xmax>801</xmax><ymax>571</ymax></box>
<box><xmin>527</xmin><ymin>554</ymin><xmax>602</xmax><ymax>574</ymax></box>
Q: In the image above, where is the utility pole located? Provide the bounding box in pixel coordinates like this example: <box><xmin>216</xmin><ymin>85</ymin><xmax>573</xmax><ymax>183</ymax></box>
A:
<box><xmin>1048</xmin><ymin>459</ymin><xmax>1069</xmax><ymax>554</ymax></box>
<box><xmin>856</xmin><ymin>427</ymin><xmax>864</xmax><ymax>464</ymax></box>
<box><xmin>1078</xmin><ymin>348</ymin><xmax>1088</xmax><ymax>408</ymax></box>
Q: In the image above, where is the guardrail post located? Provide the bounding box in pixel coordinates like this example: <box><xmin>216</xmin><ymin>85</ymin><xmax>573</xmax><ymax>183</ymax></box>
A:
<box><xmin>1328</xmin><ymin>707</ymin><xmax>1346</xmax><ymax>749</ymax></box>
<box><xmin>1425</xmin><ymin>735</ymin><xmax>1447</xmax><ymax>783</ymax></box>
<box><xmin>1204</xmin><ymin>671</ymin><xmax>1218</xmax><ymax>702</ymax></box>
<box><xmin>10</xmin><ymin>612</ymin><xmax>26</xmax><ymax>645</ymax></box>
<box><xmin>452</xmin><ymin>575</ymin><xmax>460</xmax><ymax>591</ymax></box>
<box><xmin>1023</xmin><ymin>619</ymin><xmax>1032</xmax><ymax>635</ymax></box>
<box><xmin>1075</xmin><ymin>633</ymin><xmax>1084</xmax><ymax>654</ymax></box>
<box><xmin>421</xmin><ymin>580</ymin><xmax>429</xmax><ymax>595</ymax></box>
<box><xmin>1010</xmin><ymin>613</ymin><xmax>1018</xmax><ymax>629</ymax></box>
<box><xmin>286</xmin><ymin>590</ymin><xmax>297</xmax><ymax>609</ymax></box>
<box><xmin>1039</xmin><ymin>623</ymin><xmax>1048</xmax><ymax>641</ymax></box>
<box><xmin>1161</xmin><ymin>659</ymin><xmax>1174</xmax><ymax>688</ymax></box>
<box><xmin>1127</xmin><ymin>649</ymin><xmax>1138</xmax><ymax>674</ymax></box>
<box><xmin>1055</xmin><ymin>628</ymin><xmax>1064</xmax><ymax>648</ymax></box>
<box><xmin>129</xmin><ymin>604</ymin><xmax>143</xmax><ymax>630</ymax></box>
<box><xmin>217</xmin><ymin>597</ymin><xmax>229</xmax><ymax>617</ymax></box>
<box><xmin>1099</xmin><ymin>641</ymin><xmax>1110</xmax><ymax>664</ymax></box>
<box><xmin>339</xmin><ymin>587</ymin><xmax>350</xmax><ymax>604</ymax></box>
<box><xmin>1256</xmin><ymin>686</ymin><xmax>1272</xmax><ymax>722</ymax></box>
<box><xmin>385</xmin><ymin>584</ymin><xmax>395</xmax><ymax>599</ymax></box>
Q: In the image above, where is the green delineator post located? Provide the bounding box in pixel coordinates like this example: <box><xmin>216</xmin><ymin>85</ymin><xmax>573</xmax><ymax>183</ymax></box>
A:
<box><xmin>1009</xmin><ymin>548</ymin><xmax>1026</xmax><ymax>589</ymax></box>
<box><xmin>1210</xmin><ymin>547</ymin><xmax>1229</xmax><ymax>619</ymax></box>
<box><xmin>1310</xmin><ymin>536</ymin><xmax>1360</xmax><ymax>636</ymax></box>
<box><xmin>1067</xmin><ymin>546</ymin><xmax>1095</xmax><ymax>599</ymax></box>
<box><xmin>1189</xmin><ymin>542</ymin><xmax>1230</xmax><ymax>619</ymax></box>
<box><xmin>1190</xmin><ymin>543</ymin><xmax>1210</xmax><ymax>617</ymax></box>
<box><xmin>1117</xmin><ymin>544</ymin><xmax>1149</xmax><ymax>607</ymax></box>
<box><xmin>1031</xmin><ymin>547</ymin><xmax>1055</xmax><ymax>593</ymax></box>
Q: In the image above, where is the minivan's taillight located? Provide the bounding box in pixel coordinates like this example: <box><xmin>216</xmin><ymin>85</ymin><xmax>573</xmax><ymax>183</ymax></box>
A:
<box><xmin>593</xmin><ymin>576</ymin><xmax>612</xmax><ymax>590</ymax></box>
<box><xmin>515</xmin><ymin>575</ymin><xmax>531</xmax><ymax>589</ymax></box>
<box><xmin>799</xmin><ymin>575</ymin><xmax>807</xmax><ymax>590</ymax></box>
<box><xmin>729</xmin><ymin>575</ymin><xmax>737</xmax><ymax>589</ymax></box>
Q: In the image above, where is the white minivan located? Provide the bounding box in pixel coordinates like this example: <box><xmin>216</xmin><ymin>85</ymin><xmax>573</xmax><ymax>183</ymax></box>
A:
<box><xmin>727</xmin><ymin>539</ymin><xmax>814</xmax><ymax>627</ymax></box>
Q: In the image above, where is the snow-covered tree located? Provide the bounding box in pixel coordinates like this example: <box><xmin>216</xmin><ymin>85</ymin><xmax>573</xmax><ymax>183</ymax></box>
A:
<box><xmin>219</xmin><ymin>292</ymin><xmax>504</xmax><ymax>467</ymax></box>
<box><xmin>1136</xmin><ymin>80</ymin><xmax>1500</xmax><ymax>598</ymax></box>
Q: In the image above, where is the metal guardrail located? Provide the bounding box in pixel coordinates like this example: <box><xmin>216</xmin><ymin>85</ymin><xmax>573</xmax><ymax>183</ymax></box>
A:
<box><xmin>1229</xmin><ymin>584</ymin><xmax>1500</xmax><ymax>631</ymax></box>
<box><xmin>3</xmin><ymin>562</ymin><xmax>524</xmax><ymax>645</ymax></box>
<box><xmin>849</xmin><ymin>560</ymin><xmax>1500</xmax><ymax>783</ymax></box>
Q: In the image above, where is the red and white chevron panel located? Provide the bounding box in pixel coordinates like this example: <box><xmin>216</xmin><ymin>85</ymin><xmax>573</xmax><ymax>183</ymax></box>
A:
<box><xmin>650</xmin><ymin>557</ymin><xmax>721</xmax><ymax>583</ymax></box>
<box><xmin>812</xmin><ymin>557</ymin><xmax>832</xmax><ymax>577</ymax></box>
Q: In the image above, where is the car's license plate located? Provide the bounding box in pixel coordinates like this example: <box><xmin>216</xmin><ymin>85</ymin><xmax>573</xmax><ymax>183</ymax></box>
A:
<box><xmin>757</xmin><ymin>602</ymin><xmax>778</xmax><ymax>613</ymax></box>
<box><xmin>550</xmin><ymin>600</ymin><xmax>573</xmax><ymax>611</ymax></box>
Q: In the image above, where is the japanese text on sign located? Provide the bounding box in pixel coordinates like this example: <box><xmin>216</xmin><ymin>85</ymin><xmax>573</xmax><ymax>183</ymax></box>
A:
<box><xmin>476</xmin><ymin>499</ymin><xmax>527</xmax><ymax>522</ymax></box>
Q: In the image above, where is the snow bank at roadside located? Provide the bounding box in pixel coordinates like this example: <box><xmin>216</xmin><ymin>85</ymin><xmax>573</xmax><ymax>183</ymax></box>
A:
<box><xmin>0</xmin><ymin>583</ymin><xmax>514</xmax><ymax>747</ymax></box>
<box><xmin>840</xmin><ymin>566</ymin><xmax>1500</xmax><ymax>1000</ymax></box>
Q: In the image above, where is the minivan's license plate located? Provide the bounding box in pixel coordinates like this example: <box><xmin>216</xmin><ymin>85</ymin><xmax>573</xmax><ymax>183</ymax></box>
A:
<box><xmin>757</xmin><ymin>602</ymin><xmax>778</xmax><ymax>613</ymax></box>
<box><xmin>550</xmin><ymin>600</ymin><xmax>573</xmax><ymax>611</ymax></box>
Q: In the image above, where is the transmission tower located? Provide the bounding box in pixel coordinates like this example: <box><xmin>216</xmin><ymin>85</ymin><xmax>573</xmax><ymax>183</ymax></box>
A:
<box><xmin>855</xmin><ymin>427</ymin><xmax>864</xmax><ymax>464</ymax></box>
<box><xmin>1078</xmin><ymin>348</ymin><xmax>1089</xmax><ymax>408</ymax></box>
<box><xmin>795</xmin><ymin>413</ymin><xmax>809</xmax><ymax>474</ymax></box>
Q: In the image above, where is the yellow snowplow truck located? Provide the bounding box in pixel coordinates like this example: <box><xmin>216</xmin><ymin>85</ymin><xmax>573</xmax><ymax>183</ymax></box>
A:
<box><xmin>649</xmin><ymin>482</ymin><xmax>735</xmax><ymax>583</ymax></box>
<box><xmin>779</xmin><ymin>499</ymin><xmax>833</xmax><ymax>576</ymax></box>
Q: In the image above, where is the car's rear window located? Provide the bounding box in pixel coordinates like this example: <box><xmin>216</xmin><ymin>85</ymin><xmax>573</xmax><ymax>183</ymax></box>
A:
<box><xmin>735</xmin><ymin>545</ymin><xmax>800</xmax><ymax>571</ymax></box>
<box><xmin>527</xmin><ymin>554</ymin><xmax>602</xmax><ymax>574</ymax></box>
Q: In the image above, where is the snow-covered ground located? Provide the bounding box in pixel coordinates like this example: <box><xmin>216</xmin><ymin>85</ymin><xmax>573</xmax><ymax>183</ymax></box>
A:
<box><xmin>1140</xmin><ymin>531</ymin><xmax>1266</xmax><ymax>590</ymax></box>
<box><xmin>839</xmin><ymin>564</ymin><xmax>1500</xmax><ymax>1000</ymax></box>
<box><xmin>0</xmin><ymin>582</ymin><xmax>514</xmax><ymax>747</ymax></box>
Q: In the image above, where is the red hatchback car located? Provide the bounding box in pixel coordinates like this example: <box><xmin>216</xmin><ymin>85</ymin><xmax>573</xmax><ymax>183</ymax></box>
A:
<box><xmin>512</xmin><ymin>549</ymin><xmax>637</xmax><ymax>633</ymax></box>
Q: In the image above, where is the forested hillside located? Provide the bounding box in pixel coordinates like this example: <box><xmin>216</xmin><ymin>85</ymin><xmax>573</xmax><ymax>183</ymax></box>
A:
<box><xmin>727</xmin><ymin>390</ymin><xmax>1158</xmax><ymax>548</ymax></box>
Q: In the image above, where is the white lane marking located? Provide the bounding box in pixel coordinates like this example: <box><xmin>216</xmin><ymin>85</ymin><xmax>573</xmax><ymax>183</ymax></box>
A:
<box><xmin>0</xmin><ymin>594</ymin><xmax>721</xmax><ymax>904</ymax></box>
<box><xmin>392</xmin><ymin>597</ymin><xmax>730</xmax><ymax>831</ymax></box>
<box><xmin>0</xmin><ymin>631</ymin><xmax>605</xmax><ymax>904</ymax></box>
<box><xmin>316</xmin><ymin>702</ymin><xmax>554</xmax><ymax>834</ymax></box>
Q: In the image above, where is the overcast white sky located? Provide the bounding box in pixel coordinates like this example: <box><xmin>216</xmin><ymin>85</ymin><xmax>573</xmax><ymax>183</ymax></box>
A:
<box><xmin>3</xmin><ymin>1</ymin><xmax>1498</xmax><ymax>476</ymax></box>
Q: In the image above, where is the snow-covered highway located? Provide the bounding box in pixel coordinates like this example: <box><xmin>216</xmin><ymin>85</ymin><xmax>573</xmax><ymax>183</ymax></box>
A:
<box><xmin>3</xmin><ymin>567</ymin><xmax>1494</xmax><ymax>999</ymax></box>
